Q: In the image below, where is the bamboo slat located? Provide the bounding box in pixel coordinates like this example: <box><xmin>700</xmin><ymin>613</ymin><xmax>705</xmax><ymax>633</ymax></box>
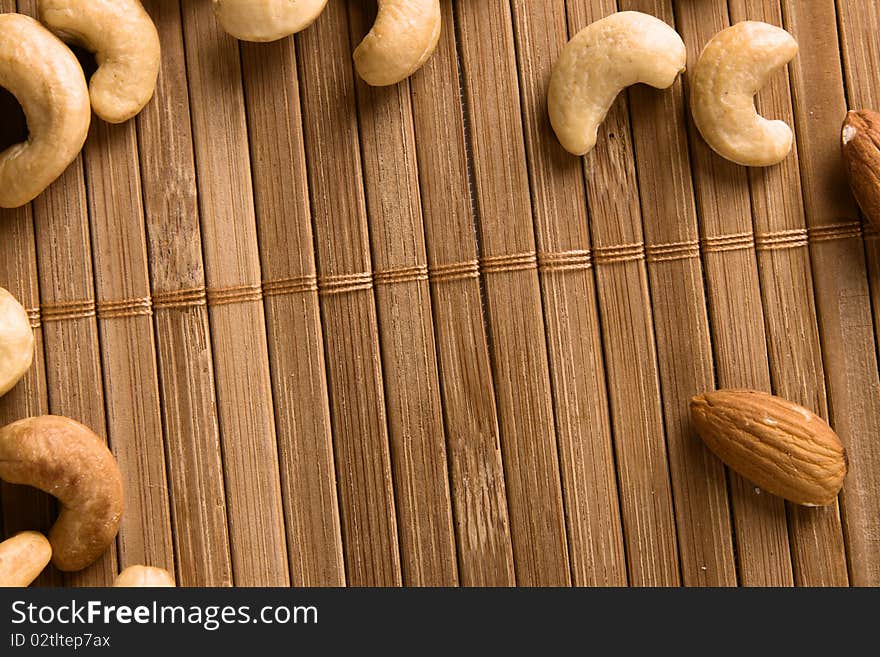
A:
<box><xmin>454</xmin><ymin>0</ymin><xmax>570</xmax><ymax>585</ymax></box>
<box><xmin>675</xmin><ymin>0</ymin><xmax>795</xmax><ymax>586</ymax></box>
<box><xmin>295</xmin><ymin>0</ymin><xmax>401</xmax><ymax>585</ymax></box>
<box><xmin>179</xmin><ymin>0</ymin><xmax>289</xmax><ymax>585</ymax></box>
<box><xmin>508</xmin><ymin>0</ymin><xmax>627</xmax><ymax>586</ymax></box>
<box><xmin>238</xmin><ymin>34</ymin><xmax>345</xmax><ymax>586</ymax></box>
<box><xmin>137</xmin><ymin>0</ymin><xmax>232</xmax><ymax>587</ymax></box>
<box><xmin>408</xmin><ymin>0</ymin><xmax>515</xmax><ymax>586</ymax></box>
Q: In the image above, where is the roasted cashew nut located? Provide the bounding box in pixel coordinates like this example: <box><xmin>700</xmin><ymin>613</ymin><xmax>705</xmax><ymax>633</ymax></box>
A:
<box><xmin>0</xmin><ymin>287</ymin><xmax>35</xmax><ymax>396</ymax></box>
<box><xmin>113</xmin><ymin>565</ymin><xmax>175</xmax><ymax>587</ymax></box>
<box><xmin>690</xmin><ymin>22</ymin><xmax>798</xmax><ymax>167</ymax></box>
<box><xmin>38</xmin><ymin>0</ymin><xmax>161</xmax><ymax>123</ymax></box>
<box><xmin>0</xmin><ymin>531</ymin><xmax>52</xmax><ymax>587</ymax></box>
<box><xmin>0</xmin><ymin>13</ymin><xmax>90</xmax><ymax>208</ymax></box>
<box><xmin>0</xmin><ymin>416</ymin><xmax>124</xmax><ymax>572</ymax></box>
<box><xmin>211</xmin><ymin>0</ymin><xmax>328</xmax><ymax>42</ymax></box>
<box><xmin>548</xmin><ymin>11</ymin><xmax>686</xmax><ymax>156</ymax></box>
<box><xmin>353</xmin><ymin>0</ymin><xmax>441</xmax><ymax>86</ymax></box>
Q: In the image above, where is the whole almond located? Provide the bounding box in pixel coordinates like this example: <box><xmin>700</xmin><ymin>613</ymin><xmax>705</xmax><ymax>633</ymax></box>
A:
<box><xmin>690</xmin><ymin>390</ymin><xmax>847</xmax><ymax>506</ymax></box>
<box><xmin>842</xmin><ymin>109</ymin><xmax>880</xmax><ymax>229</ymax></box>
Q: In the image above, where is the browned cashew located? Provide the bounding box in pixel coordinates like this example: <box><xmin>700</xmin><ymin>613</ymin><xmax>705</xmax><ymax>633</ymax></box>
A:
<box><xmin>0</xmin><ymin>13</ymin><xmax>90</xmax><ymax>208</ymax></box>
<box><xmin>113</xmin><ymin>565</ymin><xmax>175</xmax><ymax>587</ymax></box>
<box><xmin>0</xmin><ymin>531</ymin><xmax>52</xmax><ymax>587</ymax></box>
<box><xmin>212</xmin><ymin>0</ymin><xmax>328</xmax><ymax>42</ymax></box>
<box><xmin>38</xmin><ymin>0</ymin><xmax>161</xmax><ymax>123</ymax></box>
<box><xmin>0</xmin><ymin>287</ymin><xmax>34</xmax><ymax>397</ymax></box>
<box><xmin>0</xmin><ymin>416</ymin><xmax>124</xmax><ymax>572</ymax></box>
<box><xmin>354</xmin><ymin>0</ymin><xmax>441</xmax><ymax>86</ymax></box>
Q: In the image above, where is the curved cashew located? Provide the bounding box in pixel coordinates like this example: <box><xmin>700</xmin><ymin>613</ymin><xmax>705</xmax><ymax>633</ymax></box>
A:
<box><xmin>548</xmin><ymin>11</ymin><xmax>686</xmax><ymax>156</ymax></box>
<box><xmin>212</xmin><ymin>0</ymin><xmax>328</xmax><ymax>42</ymax></box>
<box><xmin>0</xmin><ymin>14</ymin><xmax>90</xmax><ymax>208</ymax></box>
<box><xmin>0</xmin><ymin>287</ymin><xmax>35</xmax><ymax>397</ymax></box>
<box><xmin>353</xmin><ymin>0</ymin><xmax>441</xmax><ymax>86</ymax></box>
<box><xmin>38</xmin><ymin>0</ymin><xmax>161</xmax><ymax>123</ymax></box>
<box><xmin>0</xmin><ymin>416</ymin><xmax>124</xmax><ymax>572</ymax></box>
<box><xmin>690</xmin><ymin>22</ymin><xmax>798</xmax><ymax>167</ymax></box>
<box><xmin>113</xmin><ymin>565</ymin><xmax>175</xmax><ymax>587</ymax></box>
<box><xmin>0</xmin><ymin>532</ymin><xmax>52</xmax><ymax>587</ymax></box>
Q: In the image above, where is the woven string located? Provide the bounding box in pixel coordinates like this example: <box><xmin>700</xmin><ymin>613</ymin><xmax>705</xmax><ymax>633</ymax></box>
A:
<box><xmin>538</xmin><ymin>250</ymin><xmax>592</xmax><ymax>273</ymax></box>
<box><xmin>97</xmin><ymin>297</ymin><xmax>153</xmax><ymax>319</ymax></box>
<box><xmin>153</xmin><ymin>287</ymin><xmax>208</xmax><ymax>310</ymax></box>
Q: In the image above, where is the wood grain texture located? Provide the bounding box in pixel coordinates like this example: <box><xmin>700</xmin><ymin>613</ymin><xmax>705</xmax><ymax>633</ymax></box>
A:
<box><xmin>675</xmin><ymin>0</ymin><xmax>794</xmax><ymax>586</ymax></box>
<box><xmin>566</xmin><ymin>0</ymin><xmax>680</xmax><ymax>586</ymax></box>
<box><xmin>455</xmin><ymin>0</ymin><xmax>570</xmax><ymax>585</ymax></box>
<box><xmin>180</xmin><ymin>0</ymin><xmax>289</xmax><ymax>585</ymax></box>
<box><xmin>295</xmin><ymin>0</ymin><xmax>401</xmax><ymax>585</ymax></box>
<box><xmin>239</xmin><ymin>33</ymin><xmax>346</xmax><ymax>586</ymax></box>
<box><xmin>727</xmin><ymin>0</ymin><xmax>847</xmax><ymax>587</ymax></box>
<box><xmin>409</xmin><ymin>0</ymin><xmax>515</xmax><ymax>586</ymax></box>
<box><xmin>137</xmin><ymin>0</ymin><xmax>232</xmax><ymax>587</ymax></box>
<box><xmin>833</xmin><ymin>0</ymin><xmax>880</xmax><ymax>585</ymax></box>
<box><xmin>508</xmin><ymin>0</ymin><xmax>627</xmax><ymax>586</ymax></box>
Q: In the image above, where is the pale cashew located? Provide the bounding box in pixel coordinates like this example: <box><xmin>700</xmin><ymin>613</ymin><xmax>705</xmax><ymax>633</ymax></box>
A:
<box><xmin>353</xmin><ymin>0</ymin><xmax>441</xmax><ymax>86</ymax></box>
<box><xmin>0</xmin><ymin>287</ymin><xmax>34</xmax><ymax>397</ymax></box>
<box><xmin>548</xmin><ymin>11</ymin><xmax>686</xmax><ymax>156</ymax></box>
<box><xmin>113</xmin><ymin>565</ymin><xmax>175</xmax><ymax>587</ymax></box>
<box><xmin>0</xmin><ymin>532</ymin><xmax>52</xmax><ymax>587</ymax></box>
<box><xmin>212</xmin><ymin>0</ymin><xmax>328</xmax><ymax>42</ymax></box>
<box><xmin>690</xmin><ymin>22</ymin><xmax>798</xmax><ymax>167</ymax></box>
<box><xmin>0</xmin><ymin>13</ymin><xmax>90</xmax><ymax>208</ymax></box>
<box><xmin>38</xmin><ymin>0</ymin><xmax>161</xmax><ymax>124</ymax></box>
<box><xmin>0</xmin><ymin>416</ymin><xmax>124</xmax><ymax>572</ymax></box>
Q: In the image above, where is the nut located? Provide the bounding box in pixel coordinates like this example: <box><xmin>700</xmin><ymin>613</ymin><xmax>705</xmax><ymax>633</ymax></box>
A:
<box><xmin>212</xmin><ymin>0</ymin><xmax>328</xmax><ymax>42</ymax></box>
<box><xmin>842</xmin><ymin>109</ymin><xmax>880</xmax><ymax>229</ymax></box>
<box><xmin>0</xmin><ymin>416</ymin><xmax>124</xmax><ymax>571</ymax></box>
<box><xmin>0</xmin><ymin>531</ymin><xmax>52</xmax><ymax>587</ymax></box>
<box><xmin>38</xmin><ymin>0</ymin><xmax>161</xmax><ymax>123</ymax></box>
<box><xmin>354</xmin><ymin>0</ymin><xmax>441</xmax><ymax>86</ymax></box>
<box><xmin>690</xmin><ymin>390</ymin><xmax>847</xmax><ymax>506</ymax></box>
<box><xmin>0</xmin><ymin>287</ymin><xmax>35</xmax><ymax>397</ymax></box>
<box><xmin>548</xmin><ymin>11</ymin><xmax>686</xmax><ymax>156</ymax></box>
<box><xmin>113</xmin><ymin>565</ymin><xmax>175</xmax><ymax>587</ymax></box>
<box><xmin>0</xmin><ymin>13</ymin><xmax>90</xmax><ymax>208</ymax></box>
<box><xmin>690</xmin><ymin>21</ymin><xmax>798</xmax><ymax>167</ymax></box>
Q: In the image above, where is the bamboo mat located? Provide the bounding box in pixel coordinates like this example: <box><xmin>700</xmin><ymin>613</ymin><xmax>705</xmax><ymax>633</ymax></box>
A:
<box><xmin>1</xmin><ymin>0</ymin><xmax>879</xmax><ymax>587</ymax></box>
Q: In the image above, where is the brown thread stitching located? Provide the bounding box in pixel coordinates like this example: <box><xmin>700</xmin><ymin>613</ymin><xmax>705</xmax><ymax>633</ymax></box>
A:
<box><xmin>592</xmin><ymin>242</ymin><xmax>645</xmax><ymax>265</ymax></box>
<box><xmin>262</xmin><ymin>275</ymin><xmax>319</xmax><ymax>297</ymax></box>
<box><xmin>319</xmin><ymin>272</ymin><xmax>374</xmax><ymax>296</ymax></box>
<box><xmin>428</xmin><ymin>260</ymin><xmax>480</xmax><ymax>283</ymax></box>
<box><xmin>373</xmin><ymin>265</ymin><xmax>429</xmax><ymax>286</ymax></box>
<box><xmin>701</xmin><ymin>232</ymin><xmax>755</xmax><ymax>253</ymax></box>
<box><xmin>206</xmin><ymin>284</ymin><xmax>263</xmax><ymax>306</ymax></box>
<box><xmin>480</xmin><ymin>252</ymin><xmax>538</xmax><ymax>274</ymax></box>
<box><xmin>97</xmin><ymin>296</ymin><xmax>153</xmax><ymax>320</ymax></box>
<box><xmin>807</xmin><ymin>221</ymin><xmax>863</xmax><ymax>243</ymax></box>
<box><xmin>26</xmin><ymin>308</ymin><xmax>41</xmax><ymax>329</ymax></box>
<box><xmin>153</xmin><ymin>287</ymin><xmax>208</xmax><ymax>310</ymax></box>
<box><xmin>538</xmin><ymin>249</ymin><xmax>592</xmax><ymax>273</ymax></box>
<box><xmin>755</xmin><ymin>228</ymin><xmax>808</xmax><ymax>251</ymax></box>
<box><xmin>41</xmin><ymin>299</ymin><xmax>96</xmax><ymax>322</ymax></box>
<box><xmin>645</xmin><ymin>240</ymin><xmax>701</xmax><ymax>263</ymax></box>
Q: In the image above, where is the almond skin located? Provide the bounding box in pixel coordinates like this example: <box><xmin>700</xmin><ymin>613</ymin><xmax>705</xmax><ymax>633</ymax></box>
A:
<box><xmin>842</xmin><ymin>109</ymin><xmax>880</xmax><ymax>229</ymax></box>
<box><xmin>690</xmin><ymin>390</ymin><xmax>847</xmax><ymax>506</ymax></box>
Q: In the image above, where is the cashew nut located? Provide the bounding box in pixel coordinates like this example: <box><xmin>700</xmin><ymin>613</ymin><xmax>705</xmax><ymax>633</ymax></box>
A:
<box><xmin>353</xmin><ymin>0</ymin><xmax>441</xmax><ymax>86</ymax></box>
<box><xmin>38</xmin><ymin>0</ymin><xmax>161</xmax><ymax>124</ymax></box>
<box><xmin>548</xmin><ymin>11</ymin><xmax>686</xmax><ymax>156</ymax></box>
<box><xmin>0</xmin><ymin>287</ymin><xmax>35</xmax><ymax>397</ymax></box>
<box><xmin>0</xmin><ymin>416</ymin><xmax>124</xmax><ymax>572</ymax></box>
<box><xmin>0</xmin><ymin>13</ymin><xmax>90</xmax><ymax>208</ymax></box>
<box><xmin>0</xmin><ymin>532</ymin><xmax>52</xmax><ymax>587</ymax></box>
<box><xmin>690</xmin><ymin>21</ymin><xmax>798</xmax><ymax>167</ymax></box>
<box><xmin>211</xmin><ymin>0</ymin><xmax>328</xmax><ymax>42</ymax></box>
<box><xmin>113</xmin><ymin>565</ymin><xmax>175</xmax><ymax>587</ymax></box>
